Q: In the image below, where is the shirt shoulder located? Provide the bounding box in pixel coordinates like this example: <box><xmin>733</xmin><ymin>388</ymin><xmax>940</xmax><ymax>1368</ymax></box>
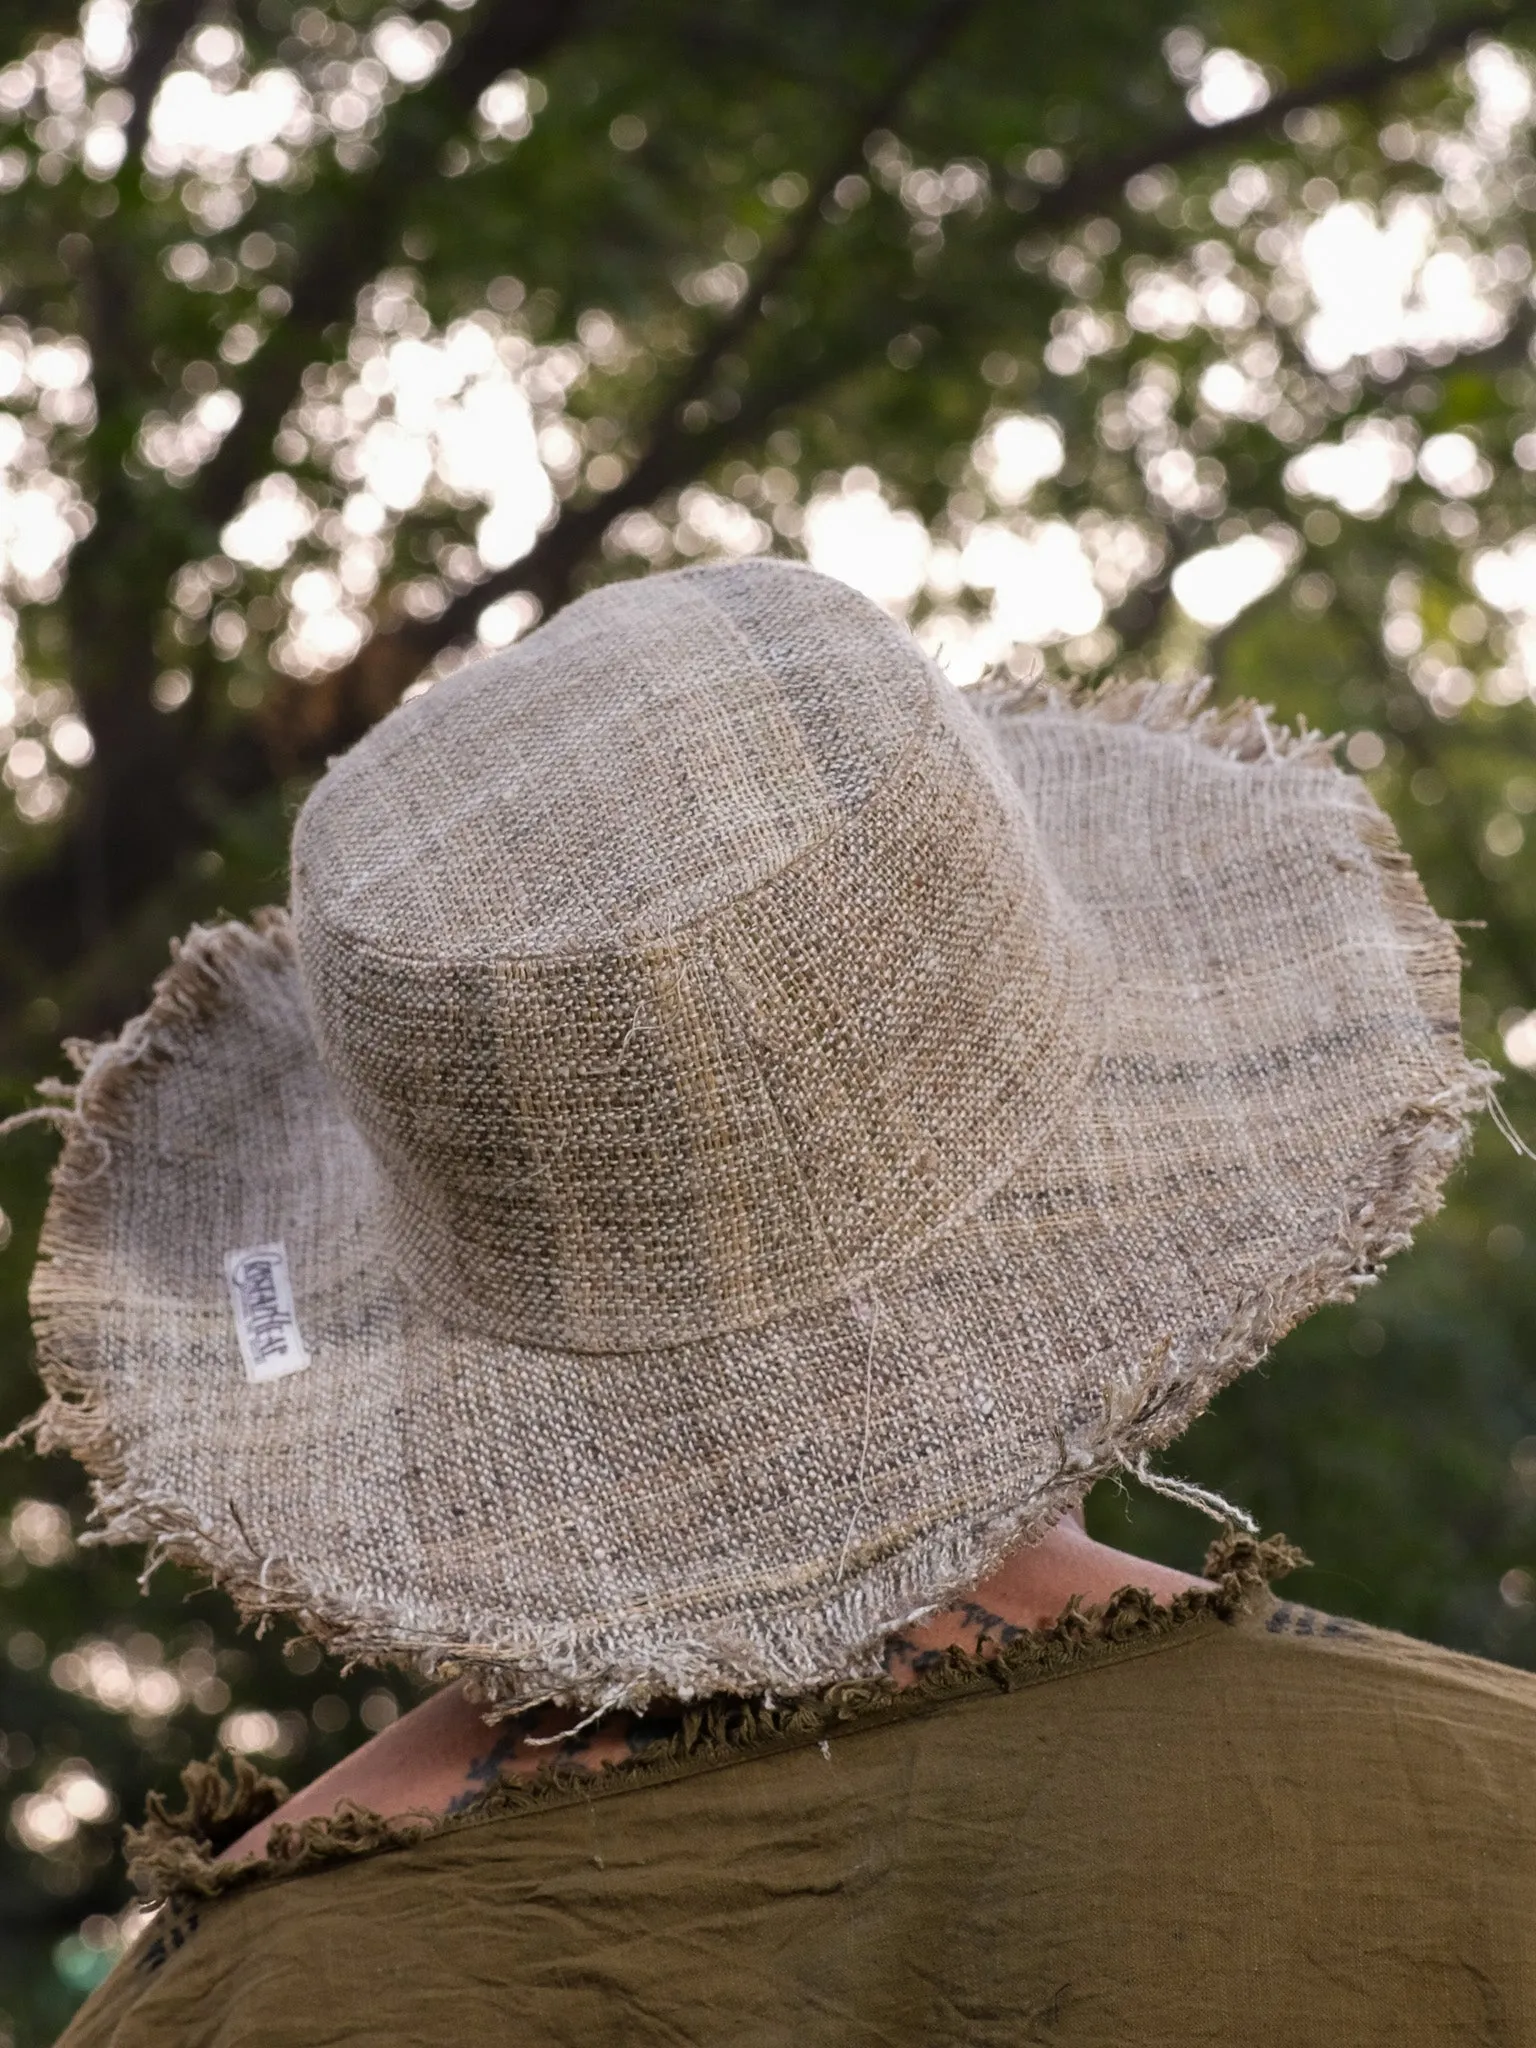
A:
<box><xmin>51</xmin><ymin>1589</ymin><xmax>1536</xmax><ymax>2048</ymax></box>
<box><xmin>1241</xmin><ymin>1588</ymin><xmax>1536</xmax><ymax>1709</ymax></box>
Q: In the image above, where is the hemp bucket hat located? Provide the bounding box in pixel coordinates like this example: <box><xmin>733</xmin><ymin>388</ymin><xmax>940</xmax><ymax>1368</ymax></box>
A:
<box><xmin>24</xmin><ymin>558</ymin><xmax>1485</xmax><ymax>1715</ymax></box>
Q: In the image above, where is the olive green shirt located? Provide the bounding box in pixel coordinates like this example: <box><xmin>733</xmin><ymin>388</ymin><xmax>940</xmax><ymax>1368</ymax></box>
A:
<box><xmin>58</xmin><ymin>1578</ymin><xmax>1536</xmax><ymax>2047</ymax></box>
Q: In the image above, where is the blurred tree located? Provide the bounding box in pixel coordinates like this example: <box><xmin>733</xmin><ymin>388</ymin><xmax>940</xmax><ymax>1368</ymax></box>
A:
<box><xmin>2</xmin><ymin>0</ymin><xmax>1536</xmax><ymax>2036</ymax></box>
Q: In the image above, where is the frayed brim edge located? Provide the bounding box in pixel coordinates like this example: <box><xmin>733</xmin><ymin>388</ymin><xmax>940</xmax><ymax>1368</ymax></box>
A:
<box><xmin>18</xmin><ymin>683</ymin><xmax>1493</xmax><ymax>1717</ymax></box>
<box><xmin>125</xmin><ymin>1530</ymin><xmax>1305</xmax><ymax>1905</ymax></box>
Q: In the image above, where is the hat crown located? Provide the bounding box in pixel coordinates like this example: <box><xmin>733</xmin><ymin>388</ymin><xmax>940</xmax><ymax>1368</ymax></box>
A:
<box><xmin>292</xmin><ymin>561</ymin><xmax>1101</xmax><ymax>1350</ymax></box>
<box><xmin>298</xmin><ymin>562</ymin><xmax>921</xmax><ymax>959</ymax></box>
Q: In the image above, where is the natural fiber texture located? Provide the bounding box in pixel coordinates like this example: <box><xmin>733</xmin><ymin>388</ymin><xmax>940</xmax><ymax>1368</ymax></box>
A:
<box><xmin>24</xmin><ymin>559</ymin><xmax>1487</xmax><ymax>1713</ymax></box>
<box><xmin>123</xmin><ymin>1533</ymin><xmax>1304</xmax><ymax>1905</ymax></box>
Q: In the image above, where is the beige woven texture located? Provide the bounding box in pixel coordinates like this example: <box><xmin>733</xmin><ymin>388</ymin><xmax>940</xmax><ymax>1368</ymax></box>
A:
<box><xmin>29</xmin><ymin>559</ymin><xmax>1485</xmax><ymax>1713</ymax></box>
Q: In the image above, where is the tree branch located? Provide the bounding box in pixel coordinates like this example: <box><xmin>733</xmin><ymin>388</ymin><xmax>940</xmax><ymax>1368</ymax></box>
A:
<box><xmin>304</xmin><ymin>0</ymin><xmax>1526</xmax><ymax>722</ymax></box>
<box><xmin>121</xmin><ymin>0</ymin><xmax>207</xmax><ymax>163</ymax></box>
<box><xmin>1016</xmin><ymin>2</ymin><xmax>1536</xmax><ymax>228</ymax></box>
<box><xmin>74</xmin><ymin>0</ymin><xmax>209</xmax><ymax>440</ymax></box>
<box><xmin>1102</xmin><ymin>516</ymin><xmax>1208</xmax><ymax>666</ymax></box>
<box><xmin>651</xmin><ymin>0</ymin><xmax>984</xmax><ymax>437</ymax></box>
<box><xmin>51</xmin><ymin>0</ymin><xmax>227</xmax><ymax>957</ymax></box>
<box><xmin>254</xmin><ymin>349</ymin><xmax>868</xmax><ymax>771</ymax></box>
<box><xmin>266</xmin><ymin>0</ymin><xmax>984</xmax><ymax>749</ymax></box>
<box><xmin>191</xmin><ymin>0</ymin><xmax>594</xmax><ymax>537</ymax></box>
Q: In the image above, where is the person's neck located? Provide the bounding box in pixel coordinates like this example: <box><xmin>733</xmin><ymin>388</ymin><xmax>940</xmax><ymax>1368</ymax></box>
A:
<box><xmin>881</xmin><ymin>1511</ymin><xmax>1208</xmax><ymax>1677</ymax></box>
<box><xmin>221</xmin><ymin>1517</ymin><xmax>1208</xmax><ymax>1865</ymax></box>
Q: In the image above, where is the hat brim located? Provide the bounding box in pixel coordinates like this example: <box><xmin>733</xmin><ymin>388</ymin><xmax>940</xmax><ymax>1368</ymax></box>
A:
<box><xmin>29</xmin><ymin>682</ymin><xmax>1485</xmax><ymax>1713</ymax></box>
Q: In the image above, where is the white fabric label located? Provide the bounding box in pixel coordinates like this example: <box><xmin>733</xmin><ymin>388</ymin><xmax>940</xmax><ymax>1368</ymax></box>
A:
<box><xmin>224</xmin><ymin>1242</ymin><xmax>311</xmax><ymax>1384</ymax></box>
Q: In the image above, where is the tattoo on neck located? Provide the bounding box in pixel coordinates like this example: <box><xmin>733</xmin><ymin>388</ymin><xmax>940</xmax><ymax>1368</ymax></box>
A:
<box><xmin>953</xmin><ymin>1600</ymin><xmax>1028</xmax><ymax>1647</ymax></box>
<box><xmin>879</xmin><ymin>1601</ymin><xmax>1028</xmax><ymax>1684</ymax></box>
<box><xmin>445</xmin><ymin>1708</ymin><xmax>671</xmax><ymax>1815</ymax></box>
<box><xmin>445</xmin><ymin>1723</ymin><xmax>529</xmax><ymax>1814</ymax></box>
<box><xmin>880</xmin><ymin>1632</ymin><xmax>946</xmax><ymax>1681</ymax></box>
<box><xmin>443</xmin><ymin>1602</ymin><xmax>1032</xmax><ymax>1815</ymax></box>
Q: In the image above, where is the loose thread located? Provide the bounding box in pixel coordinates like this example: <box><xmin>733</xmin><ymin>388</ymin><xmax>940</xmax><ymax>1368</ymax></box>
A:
<box><xmin>0</xmin><ymin>1103</ymin><xmax>111</xmax><ymax>1185</ymax></box>
<box><xmin>0</xmin><ymin>1412</ymin><xmax>42</xmax><ymax>1454</ymax></box>
<box><xmin>1129</xmin><ymin>1453</ymin><xmax>1258</xmax><ymax>1535</ymax></box>
<box><xmin>522</xmin><ymin>1696</ymin><xmax>620</xmax><ymax>1748</ymax></box>
<box><xmin>0</xmin><ymin>1105</ymin><xmax>76</xmax><ymax>1140</ymax></box>
<box><xmin>227</xmin><ymin>1498</ymin><xmax>259</xmax><ymax>1556</ymax></box>
<box><xmin>835</xmin><ymin>1293</ymin><xmax>880</xmax><ymax>1582</ymax></box>
<box><xmin>1489</xmin><ymin>1091</ymin><xmax>1536</xmax><ymax>1165</ymax></box>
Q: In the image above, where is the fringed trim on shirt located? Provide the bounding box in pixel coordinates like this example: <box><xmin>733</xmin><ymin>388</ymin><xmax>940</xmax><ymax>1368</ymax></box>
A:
<box><xmin>126</xmin><ymin>1533</ymin><xmax>1304</xmax><ymax>1907</ymax></box>
<box><xmin>125</xmin><ymin>1758</ymin><xmax>439</xmax><ymax>1905</ymax></box>
<box><xmin>125</xmin><ymin>1755</ymin><xmax>291</xmax><ymax>1900</ymax></box>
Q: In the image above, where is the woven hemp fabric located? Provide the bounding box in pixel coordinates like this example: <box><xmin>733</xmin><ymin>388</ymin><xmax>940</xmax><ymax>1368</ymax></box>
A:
<box><xmin>25</xmin><ymin>558</ymin><xmax>1486</xmax><ymax>1715</ymax></box>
